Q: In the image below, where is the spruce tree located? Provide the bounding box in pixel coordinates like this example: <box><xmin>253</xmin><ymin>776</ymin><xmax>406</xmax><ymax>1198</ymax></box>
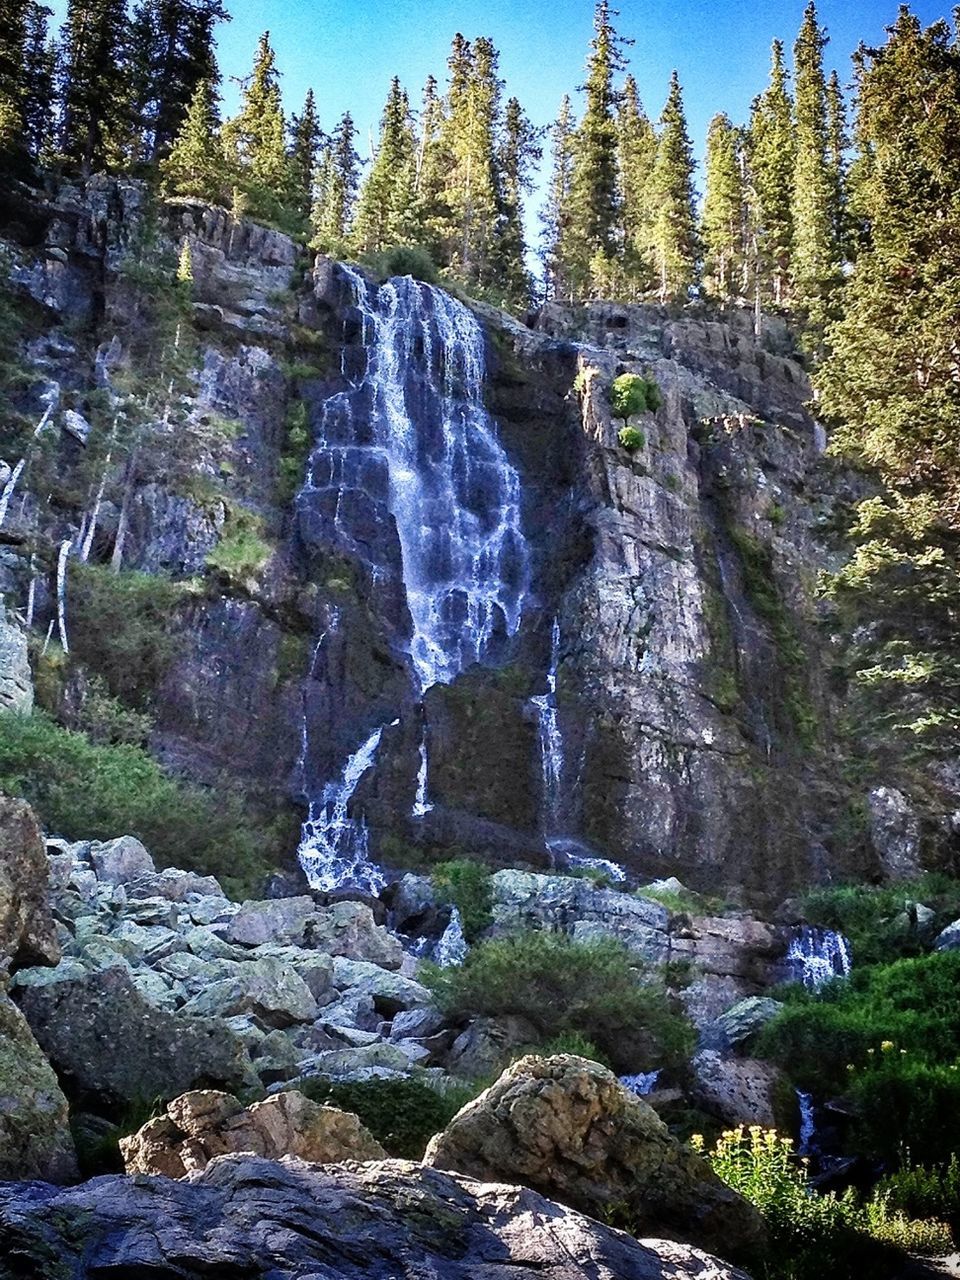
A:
<box><xmin>825</xmin><ymin>69</ymin><xmax>849</xmax><ymax>268</ymax></box>
<box><xmin>60</xmin><ymin>0</ymin><xmax>130</xmax><ymax>173</ymax></box>
<box><xmin>160</xmin><ymin>75</ymin><xmax>223</xmax><ymax>200</ymax></box>
<box><xmin>412</xmin><ymin>74</ymin><xmax>450</xmax><ymax>258</ymax></box>
<box><xmin>354</xmin><ymin>78</ymin><xmax>417</xmax><ymax>255</ymax></box>
<box><xmin>0</xmin><ymin>0</ymin><xmax>28</xmax><ymax>155</ymax></box>
<box><xmin>222</xmin><ymin>31</ymin><xmax>295</xmax><ymax>228</ymax></box>
<box><xmin>702</xmin><ymin>112</ymin><xmax>746</xmax><ymax>301</ymax></box>
<box><xmin>566</xmin><ymin>0</ymin><xmax>629</xmax><ymax>296</ymax></box>
<box><xmin>649</xmin><ymin>71</ymin><xmax>699</xmax><ymax>304</ymax></box>
<box><xmin>748</xmin><ymin>39</ymin><xmax>796</xmax><ymax>306</ymax></box>
<box><xmin>496</xmin><ymin>96</ymin><xmax>541</xmax><ymax>307</ymax></box>
<box><xmin>618</xmin><ymin>75</ymin><xmax>657</xmax><ymax>296</ymax></box>
<box><xmin>289</xmin><ymin>89</ymin><xmax>323</xmax><ymax>231</ymax></box>
<box><xmin>311</xmin><ymin>112</ymin><xmax>359</xmax><ymax>253</ymax></box>
<box><xmin>22</xmin><ymin>4</ymin><xmax>56</xmax><ymax>162</ymax></box>
<box><xmin>541</xmin><ymin>95</ymin><xmax>577</xmax><ymax>300</ymax></box>
<box><xmin>152</xmin><ymin>0</ymin><xmax>225</xmax><ymax>157</ymax></box>
<box><xmin>791</xmin><ymin>2</ymin><xmax>839</xmax><ymax>330</ymax></box>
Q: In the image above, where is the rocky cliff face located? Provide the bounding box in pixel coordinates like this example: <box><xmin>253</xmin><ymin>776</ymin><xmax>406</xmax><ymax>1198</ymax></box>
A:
<box><xmin>0</xmin><ymin>176</ymin><xmax>949</xmax><ymax>903</ymax></box>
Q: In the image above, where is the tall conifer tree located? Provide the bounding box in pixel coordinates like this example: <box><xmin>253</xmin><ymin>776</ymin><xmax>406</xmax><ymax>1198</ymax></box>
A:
<box><xmin>618</xmin><ymin>75</ymin><xmax>657</xmax><ymax>296</ymax></box>
<box><xmin>160</xmin><ymin>75</ymin><xmax>223</xmax><ymax>200</ymax></box>
<box><xmin>412</xmin><ymin>74</ymin><xmax>450</xmax><ymax>257</ymax></box>
<box><xmin>792</xmin><ymin>2</ymin><xmax>839</xmax><ymax>329</ymax></box>
<box><xmin>311</xmin><ymin>111</ymin><xmax>359</xmax><ymax>252</ymax></box>
<box><xmin>566</xmin><ymin>0</ymin><xmax>629</xmax><ymax>296</ymax></box>
<box><xmin>354</xmin><ymin>78</ymin><xmax>417</xmax><ymax>255</ymax></box>
<box><xmin>748</xmin><ymin>39</ymin><xmax>796</xmax><ymax>305</ymax></box>
<box><xmin>541</xmin><ymin>95</ymin><xmax>576</xmax><ymax>300</ymax></box>
<box><xmin>0</xmin><ymin>0</ymin><xmax>28</xmax><ymax>153</ymax></box>
<box><xmin>60</xmin><ymin>0</ymin><xmax>130</xmax><ymax>173</ymax></box>
<box><xmin>288</xmin><ymin>89</ymin><xmax>322</xmax><ymax>231</ymax></box>
<box><xmin>496</xmin><ymin>96</ymin><xmax>540</xmax><ymax>307</ymax></box>
<box><xmin>222</xmin><ymin>32</ymin><xmax>294</xmax><ymax>227</ymax></box>
<box><xmin>650</xmin><ymin>71</ymin><xmax>699</xmax><ymax>303</ymax></box>
<box><xmin>702</xmin><ymin>112</ymin><xmax>746</xmax><ymax>300</ymax></box>
<box><xmin>22</xmin><ymin>5</ymin><xmax>56</xmax><ymax>162</ymax></box>
<box><xmin>825</xmin><ymin>69</ymin><xmax>849</xmax><ymax>268</ymax></box>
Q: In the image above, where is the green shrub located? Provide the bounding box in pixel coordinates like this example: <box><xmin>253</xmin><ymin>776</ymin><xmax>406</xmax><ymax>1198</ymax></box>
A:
<box><xmin>296</xmin><ymin>1076</ymin><xmax>474</xmax><ymax>1159</ymax></box>
<box><xmin>421</xmin><ymin>930</ymin><xmax>694</xmax><ymax>1073</ymax></box>
<box><xmin>0</xmin><ymin>710</ymin><xmax>273</xmax><ymax>897</ymax></box>
<box><xmin>206</xmin><ymin>506</ymin><xmax>273</xmax><ymax>581</ymax></box>
<box><xmin>539</xmin><ymin>1030</ymin><xmax>611</xmax><ymax>1066</ymax></box>
<box><xmin>431</xmin><ymin>859</ymin><xmax>493</xmax><ymax>942</ymax></box>
<box><xmin>698</xmin><ymin>1125</ymin><xmax>950</xmax><ymax>1279</ymax></box>
<box><xmin>849</xmin><ymin>1051</ymin><xmax>960</xmax><ymax>1166</ymax></box>
<box><xmin>618</xmin><ymin>425</ymin><xmax>646</xmax><ymax>452</ymax></box>
<box><xmin>277</xmin><ymin>399</ymin><xmax>311</xmax><ymax>503</ymax></box>
<box><xmin>68</xmin><ymin>563</ymin><xmax>186</xmax><ymax>709</ymax></box>
<box><xmin>364</xmin><ymin>245</ymin><xmax>438</xmax><ymax>284</ymax></box>
<box><xmin>875</xmin><ymin>1153</ymin><xmax>960</xmax><ymax>1228</ymax></box>
<box><xmin>609</xmin><ymin>373</ymin><xmax>662</xmax><ymax>423</ymax></box>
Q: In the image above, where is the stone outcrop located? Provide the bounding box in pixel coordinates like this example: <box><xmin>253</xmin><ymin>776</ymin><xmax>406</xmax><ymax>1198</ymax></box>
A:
<box><xmin>120</xmin><ymin>1088</ymin><xmax>385</xmax><ymax>1176</ymax></box>
<box><xmin>690</xmin><ymin>1051</ymin><xmax>793</xmax><ymax>1130</ymax></box>
<box><xmin>0</xmin><ymin>1153</ymin><xmax>751</xmax><ymax>1280</ymax></box>
<box><xmin>0</xmin><ymin>992</ymin><xmax>76</xmax><ymax>1182</ymax></box>
<box><xmin>0</xmin><ymin>603</ymin><xmax>32</xmax><ymax>714</ymax></box>
<box><xmin>424</xmin><ymin>1054</ymin><xmax>764</xmax><ymax>1259</ymax></box>
<box><xmin>0</xmin><ymin>796</ymin><xmax>59</xmax><ymax>970</ymax></box>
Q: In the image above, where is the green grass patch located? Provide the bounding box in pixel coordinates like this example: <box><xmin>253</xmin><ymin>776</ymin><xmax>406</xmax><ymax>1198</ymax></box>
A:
<box><xmin>431</xmin><ymin>860</ymin><xmax>493</xmax><ymax>942</ymax></box>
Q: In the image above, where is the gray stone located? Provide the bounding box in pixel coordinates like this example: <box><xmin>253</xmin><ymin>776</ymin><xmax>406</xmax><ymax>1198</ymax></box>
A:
<box><xmin>226</xmin><ymin>896</ymin><xmax>317</xmax><ymax>947</ymax></box>
<box><xmin>868</xmin><ymin>786</ymin><xmax>922</xmax><ymax>881</ymax></box>
<box><xmin>389</xmin><ymin>1006</ymin><xmax>446</xmax><ymax>1041</ymax></box>
<box><xmin>713</xmin><ymin>997</ymin><xmax>784</xmax><ymax>1050</ymax></box>
<box><xmin>0</xmin><ymin>991</ymin><xmax>76</xmax><ymax>1182</ymax></box>
<box><xmin>179</xmin><ymin>958</ymin><xmax>319</xmax><ymax>1028</ymax></box>
<box><xmin>0</xmin><ymin>604</ymin><xmax>33</xmax><ymax>713</ymax></box>
<box><xmin>88</xmin><ymin>836</ymin><xmax>156</xmax><ymax>885</ymax></box>
<box><xmin>690</xmin><ymin>1051</ymin><xmax>793</xmax><ymax>1130</ymax></box>
<box><xmin>0</xmin><ymin>1152</ymin><xmax>752</xmax><ymax>1279</ymax></box>
<box><xmin>446</xmin><ymin>1015</ymin><xmax>540</xmax><ymax>1081</ymax></box>
<box><xmin>331</xmin><ymin>957</ymin><xmax>431</xmax><ymax>1013</ymax></box>
<box><xmin>935</xmin><ymin>919</ymin><xmax>960</xmax><ymax>951</ymax></box>
<box><xmin>0</xmin><ymin>796</ymin><xmax>59</xmax><ymax>969</ymax></box>
<box><xmin>60</xmin><ymin>407</ymin><xmax>91</xmax><ymax>443</ymax></box>
<box><xmin>306</xmin><ymin>900</ymin><xmax>403</xmax><ymax>968</ymax></box>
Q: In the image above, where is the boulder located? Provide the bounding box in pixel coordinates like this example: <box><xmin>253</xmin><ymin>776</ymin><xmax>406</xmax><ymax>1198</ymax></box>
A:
<box><xmin>0</xmin><ymin>604</ymin><xmax>32</xmax><ymax>713</ymax></box>
<box><xmin>669</xmin><ymin>916</ymin><xmax>785</xmax><ymax>984</ymax></box>
<box><xmin>868</xmin><ymin>786</ymin><xmax>922</xmax><ymax>881</ymax></box>
<box><xmin>445</xmin><ymin>1014</ymin><xmax>540</xmax><ymax>1080</ymax></box>
<box><xmin>0</xmin><ymin>991</ymin><xmax>76</xmax><ymax>1182</ymax></box>
<box><xmin>120</xmin><ymin>1087</ymin><xmax>385</xmax><ymax>1176</ymax></box>
<box><xmin>307</xmin><ymin>900</ymin><xmax>403</xmax><ymax>968</ymax></box>
<box><xmin>178</xmin><ymin>957</ymin><xmax>319</xmax><ymax>1027</ymax></box>
<box><xmin>424</xmin><ymin>1054</ymin><xmax>764</xmax><ymax>1259</ymax></box>
<box><xmin>712</xmin><ymin>997</ymin><xmax>784</xmax><ymax>1050</ymax></box>
<box><xmin>0</xmin><ymin>796</ymin><xmax>59</xmax><ymax>969</ymax></box>
<box><xmin>226</xmin><ymin>896</ymin><xmax>317</xmax><ymax>947</ymax></box>
<box><xmin>88</xmin><ymin>835</ymin><xmax>156</xmax><ymax>885</ymax></box>
<box><xmin>690</xmin><ymin>1051</ymin><xmax>794</xmax><ymax>1129</ymax></box>
<box><xmin>331</xmin><ymin>957</ymin><xmax>431</xmax><ymax>1013</ymax></box>
<box><xmin>935</xmin><ymin>919</ymin><xmax>960</xmax><ymax>951</ymax></box>
<box><xmin>14</xmin><ymin>962</ymin><xmax>256</xmax><ymax>1107</ymax></box>
<box><xmin>126</xmin><ymin>868</ymin><xmax>226</xmax><ymax>901</ymax></box>
<box><xmin>0</xmin><ymin>1152</ymin><xmax>751</xmax><ymax>1279</ymax></box>
<box><xmin>490</xmin><ymin>870</ymin><xmax>670</xmax><ymax>961</ymax></box>
<box><xmin>389</xmin><ymin>873</ymin><xmax>441</xmax><ymax>935</ymax></box>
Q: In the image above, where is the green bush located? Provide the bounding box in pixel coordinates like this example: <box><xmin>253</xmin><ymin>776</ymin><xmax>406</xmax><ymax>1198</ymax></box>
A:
<box><xmin>609</xmin><ymin>373</ymin><xmax>662</xmax><ymax>423</ymax></box>
<box><xmin>68</xmin><ymin>564</ymin><xmax>187</xmax><ymax>710</ymax></box>
<box><xmin>618</xmin><ymin>425</ymin><xmax>646</xmax><ymax>452</ymax></box>
<box><xmin>698</xmin><ymin>1125</ymin><xmax>950</xmax><ymax>1279</ymax></box>
<box><xmin>0</xmin><ymin>710</ymin><xmax>273</xmax><ymax>897</ymax></box>
<box><xmin>421</xmin><ymin>930</ymin><xmax>694</xmax><ymax>1073</ymax></box>
<box><xmin>296</xmin><ymin>1076</ymin><xmax>474</xmax><ymax>1159</ymax></box>
<box><xmin>364</xmin><ymin>245</ymin><xmax>438</xmax><ymax>284</ymax></box>
<box><xmin>875</xmin><ymin>1153</ymin><xmax>960</xmax><ymax>1229</ymax></box>
<box><xmin>849</xmin><ymin>1052</ymin><xmax>960</xmax><ymax>1166</ymax></box>
<box><xmin>431</xmin><ymin>859</ymin><xmax>493</xmax><ymax>942</ymax></box>
<box><xmin>206</xmin><ymin>506</ymin><xmax>273</xmax><ymax>581</ymax></box>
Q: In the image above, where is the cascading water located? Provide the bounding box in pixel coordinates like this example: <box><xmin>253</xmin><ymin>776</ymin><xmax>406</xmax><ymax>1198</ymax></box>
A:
<box><xmin>786</xmin><ymin>926</ymin><xmax>852</xmax><ymax>991</ymax></box>
<box><xmin>797</xmin><ymin>1090</ymin><xmax>816</xmax><ymax>1155</ymax></box>
<box><xmin>532</xmin><ymin>617</ymin><xmax>564</xmax><ymax>834</ymax></box>
<box><xmin>620</xmin><ymin>1070</ymin><xmax>661</xmax><ymax>1096</ymax></box>
<box><xmin>433</xmin><ymin>906</ymin><xmax>468</xmax><ymax>967</ymax></box>
<box><xmin>296</xmin><ymin>268</ymin><xmax>530</xmax><ymax>890</ymax></box>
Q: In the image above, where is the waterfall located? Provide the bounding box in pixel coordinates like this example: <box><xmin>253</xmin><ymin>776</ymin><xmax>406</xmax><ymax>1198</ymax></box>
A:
<box><xmin>296</xmin><ymin>268</ymin><xmax>530</xmax><ymax>890</ymax></box>
<box><xmin>620</xmin><ymin>1070</ymin><xmax>661</xmax><ymax>1096</ymax></box>
<box><xmin>433</xmin><ymin>906</ymin><xmax>468</xmax><ymax>967</ymax></box>
<box><xmin>532</xmin><ymin>617</ymin><xmax>564</xmax><ymax>833</ymax></box>
<box><xmin>298</xmin><ymin>724</ymin><xmax>393</xmax><ymax>894</ymax></box>
<box><xmin>786</xmin><ymin>926</ymin><xmax>852</xmax><ymax>991</ymax></box>
<box><xmin>797</xmin><ymin>1089</ymin><xmax>816</xmax><ymax>1155</ymax></box>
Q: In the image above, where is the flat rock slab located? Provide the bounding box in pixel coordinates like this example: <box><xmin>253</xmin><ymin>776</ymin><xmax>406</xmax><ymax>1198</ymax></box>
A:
<box><xmin>0</xmin><ymin>1153</ymin><xmax>751</xmax><ymax>1280</ymax></box>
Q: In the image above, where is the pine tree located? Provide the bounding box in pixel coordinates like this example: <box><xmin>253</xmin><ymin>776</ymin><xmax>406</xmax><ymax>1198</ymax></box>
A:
<box><xmin>0</xmin><ymin>0</ymin><xmax>28</xmax><ymax>155</ymax></box>
<box><xmin>412</xmin><ymin>74</ymin><xmax>450</xmax><ymax>257</ymax></box>
<box><xmin>59</xmin><ymin>0</ymin><xmax>130</xmax><ymax>173</ymax></box>
<box><xmin>566</xmin><ymin>0</ymin><xmax>630</xmax><ymax>296</ymax></box>
<box><xmin>815</xmin><ymin>10</ymin><xmax>960</xmax><ymax>750</ymax></box>
<box><xmin>649</xmin><ymin>71</ymin><xmax>699</xmax><ymax>304</ymax></box>
<box><xmin>354</xmin><ymin>78</ymin><xmax>417</xmax><ymax>255</ymax></box>
<box><xmin>702</xmin><ymin>113</ymin><xmax>747</xmax><ymax>301</ymax></box>
<box><xmin>22</xmin><ymin>4</ymin><xmax>56</xmax><ymax>162</ymax></box>
<box><xmin>748</xmin><ymin>39</ymin><xmax>796</xmax><ymax>306</ymax></box>
<box><xmin>222</xmin><ymin>31</ymin><xmax>295</xmax><ymax>228</ymax></box>
<box><xmin>152</xmin><ymin>0</ymin><xmax>225</xmax><ymax>157</ymax></box>
<box><xmin>160</xmin><ymin>75</ymin><xmax>223</xmax><ymax>200</ymax></box>
<box><xmin>541</xmin><ymin>95</ymin><xmax>577</xmax><ymax>300</ymax></box>
<box><xmin>825</xmin><ymin>69</ymin><xmax>849</xmax><ymax>268</ymax></box>
<box><xmin>618</xmin><ymin>75</ymin><xmax>657</xmax><ymax>296</ymax></box>
<box><xmin>311</xmin><ymin>111</ymin><xmax>359</xmax><ymax>252</ymax></box>
<box><xmin>791</xmin><ymin>2</ymin><xmax>839</xmax><ymax>330</ymax></box>
<box><xmin>496</xmin><ymin>96</ymin><xmax>541</xmax><ymax>307</ymax></box>
<box><xmin>288</xmin><ymin>89</ymin><xmax>322</xmax><ymax>230</ymax></box>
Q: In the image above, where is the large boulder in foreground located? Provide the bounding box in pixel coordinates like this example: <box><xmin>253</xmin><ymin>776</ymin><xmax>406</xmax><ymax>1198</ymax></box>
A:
<box><xmin>0</xmin><ymin>1152</ymin><xmax>751</xmax><ymax>1279</ymax></box>
<box><xmin>0</xmin><ymin>991</ymin><xmax>76</xmax><ymax>1182</ymax></box>
<box><xmin>120</xmin><ymin>1088</ymin><xmax>385</xmax><ymax>1176</ymax></box>
<box><xmin>0</xmin><ymin>796</ymin><xmax>59</xmax><ymax>970</ymax></box>
<box><xmin>424</xmin><ymin>1054</ymin><xmax>763</xmax><ymax>1260</ymax></box>
<box><xmin>13</xmin><ymin>963</ymin><xmax>256</xmax><ymax>1108</ymax></box>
